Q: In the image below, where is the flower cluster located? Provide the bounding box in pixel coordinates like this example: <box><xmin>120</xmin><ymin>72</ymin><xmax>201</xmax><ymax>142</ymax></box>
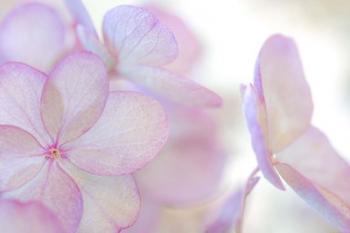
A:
<box><xmin>0</xmin><ymin>0</ymin><xmax>349</xmax><ymax>233</ymax></box>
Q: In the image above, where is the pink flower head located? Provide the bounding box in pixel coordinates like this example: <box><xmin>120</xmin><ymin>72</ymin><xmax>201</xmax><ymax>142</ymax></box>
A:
<box><xmin>64</xmin><ymin>1</ymin><xmax>221</xmax><ymax>108</ymax></box>
<box><xmin>0</xmin><ymin>52</ymin><xmax>168</xmax><ymax>233</ymax></box>
<box><xmin>0</xmin><ymin>2</ymin><xmax>69</xmax><ymax>71</ymax></box>
<box><xmin>0</xmin><ymin>199</ymin><xmax>64</xmax><ymax>233</ymax></box>
<box><xmin>242</xmin><ymin>34</ymin><xmax>350</xmax><ymax>231</ymax></box>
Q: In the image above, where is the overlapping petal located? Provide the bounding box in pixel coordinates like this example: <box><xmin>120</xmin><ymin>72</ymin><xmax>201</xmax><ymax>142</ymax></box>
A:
<box><xmin>242</xmin><ymin>84</ymin><xmax>284</xmax><ymax>190</ymax></box>
<box><xmin>255</xmin><ymin>34</ymin><xmax>313</xmax><ymax>152</ymax></box>
<box><xmin>103</xmin><ymin>5</ymin><xmax>178</xmax><ymax>66</ymax></box>
<box><xmin>145</xmin><ymin>5</ymin><xmax>202</xmax><ymax>73</ymax></box>
<box><xmin>276</xmin><ymin>163</ymin><xmax>350</xmax><ymax>232</ymax></box>
<box><xmin>120</xmin><ymin>65</ymin><xmax>222</xmax><ymax>107</ymax></box>
<box><xmin>0</xmin><ymin>3</ymin><xmax>65</xmax><ymax>71</ymax></box>
<box><xmin>64</xmin><ymin>0</ymin><xmax>96</xmax><ymax>35</ymax></box>
<box><xmin>2</xmin><ymin>162</ymin><xmax>83</xmax><ymax>233</ymax></box>
<box><xmin>63</xmin><ymin>91</ymin><xmax>168</xmax><ymax>176</ymax></box>
<box><xmin>61</xmin><ymin>161</ymin><xmax>140</xmax><ymax>233</ymax></box>
<box><xmin>0</xmin><ymin>125</ymin><xmax>45</xmax><ymax>192</ymax></box>
<box><xmin>0</xmin><ymin>62</ymin><xmax>50</xmax><ymax>145</ymax></box>
<box><xmin>277</xmin><ymin>126</ymin><xmax>350</xmax><ymax>213</ymax></box>
<box><xmin>41</xmin><ymin>52</ymin><xmax>108</xmax><ymax>144</ymax></box>
<box><xmin>0</xmin><ymin>200</ymin><xmax>64</xmax><ymax>233</ymax></box>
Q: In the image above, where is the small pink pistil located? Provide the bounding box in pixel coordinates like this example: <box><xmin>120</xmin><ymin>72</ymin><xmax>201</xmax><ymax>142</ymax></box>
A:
<box><xmin>47</xmin><ymin>147</ymin><xmax>62</xmax><ymax>159</ymax></box>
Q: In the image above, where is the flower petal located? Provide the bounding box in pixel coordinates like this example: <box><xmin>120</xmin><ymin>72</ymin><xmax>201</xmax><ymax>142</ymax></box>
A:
<box><xmin>242</xmin><ymin>84</ymin><xmax>284</xmax><ymax>190</ymax></box>
<box><xmin>0</xmin><ymin>200</ymin><xmax>64</xmax><ymax>233</ymax></box>
<box><xmin>61</xmin><ymin>161</ymin><xmax>140</xmax><ymax>233</ymax></box>
<box><xmin>0</xmin><ymin>125</ymin><xmax>46</xmax><ymax>192</ymax></box>
<box><xmin>277</xmin><ymin>126</ymin><xmax>350</xmax><ymax>207</ymax></box>
<box><xmin>103</xmin><ymin>5</ymin><xmax>178</xmax><ymax>66</ymax></box>
<box><xmin>63</xmin><ymin>91</ymin><xmax>168</xmax><ymax>175</ymax></box>
<box><xmin>145</xmin><ymin>5</ymin><xmax>202</xmax><ymax>73</ymax></box>
<box><xmin>64</xmin><ymin>0</ymin><xmax>96</xmax><ymax>34</ymax></box>
<box><xmin>120</xmin><ymin>65</ymin><xmax>222</xmax><ymax>107</ymax></box>
<box><xmin>0</xmin><ymin>63</ymin><xmax>50</xmax><ymax>145</ymax></box>
<box><xmin>2</xmin><ymin>162</ymin><xmax>83</xmax><ymax>233</ymax></box>
<box><xmin>206</xmin><ymin>175</ymin><xmax>259</xmax><ymax>233</ymax></box>
<box><xmin>0</xmin><ymin>3</ymin><xmax>65</xmax><ymax>71</ymax></box>
<box><xmin>41</xmin><ymin>52</ymin><xmax>108</xmax><ymax>144</ymax></box>
<box><xmin>256</xmin><ymin>34</ymin><xmax>313</xmax><ymax>152</ymax></box>
<box><xmin>276</xmin><ymin>162</ymin><xmax>350</xmax><ymax>232</ymax></box>
<box><xmin>136</xmin><ymin>108</ymin><xmax>226</xmax><ymax>204</ymax></box>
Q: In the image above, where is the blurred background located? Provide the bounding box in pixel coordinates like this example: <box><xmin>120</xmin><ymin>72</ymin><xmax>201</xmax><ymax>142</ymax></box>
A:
<box><xmin>2</xmin><ymin>0</ymin><xmax>349</xmax><ymax>232</ymax></box>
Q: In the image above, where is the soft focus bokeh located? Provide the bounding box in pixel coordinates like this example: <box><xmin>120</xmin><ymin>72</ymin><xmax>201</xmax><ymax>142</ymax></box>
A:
<box><xmin>2</xmin><ymin>0</ymin><xmax>349</xmax><ymax>232</ymax></box>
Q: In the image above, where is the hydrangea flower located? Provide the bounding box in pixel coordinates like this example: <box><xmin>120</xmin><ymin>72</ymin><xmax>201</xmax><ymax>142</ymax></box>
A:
<box><xmin>0</xmin><ymin>52</ymin><xmax>168</xmax><ymax>233</ymax></box>
<box><xmin>0</xmin><ymin>200</ymin><xmax>63</xmax><ymax>233</ymax></box>
<box><xmin>0</xmin><ymin>2</ymin><xmax>71</xmax><ymax>71</ymax></box>
<box><xmin>242</xmin><ymin>34</ymin><xmax>350</xmax><ymax>231</ymax></box>
<box><xmin>65</xmin><ymin>0</ymin><xmax>222</xmax><ymax>108</ymax></box>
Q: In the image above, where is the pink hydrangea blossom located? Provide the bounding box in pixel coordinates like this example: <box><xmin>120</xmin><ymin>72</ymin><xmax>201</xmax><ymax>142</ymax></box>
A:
<box><xmin>0</xmin><ymin>52</ymin><xmax>168</xmax><ymax>233</ymax></box>
<box><xmin>64</xmin><ymin>1</ymin><xmax>221</xmax><ymax>108</ymax></box>
<box><xmin>0</xmin><ymin>199</ymin><xmax>64</xmax><ymax>233</ymax></box>
<box><xmin>242</xmin><ymin>34</ymin><xmax>350</xmax><ymax>232</ymax></box>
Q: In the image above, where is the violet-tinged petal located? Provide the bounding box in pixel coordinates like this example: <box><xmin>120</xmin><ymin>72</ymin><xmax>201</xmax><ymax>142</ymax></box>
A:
<box><xmin>0</xmin><ymin>125</ymin><xmax>46</xmax><ymax>192</ymax></box>
<box><xmin>0</xmin><ymin>3</ymin><xmax>65</xmax><ymax>71</ymax></box>
<box><xmin>63</xmin><ymin>91</ymin><xmax>168</xmax><ymax>176</ymax></box>
<box><xmin>0</xmin><ymin>62</ymin><xmax>50</xmax><ymax>145</ymax></box>
<box><xmin>41</xmin><ymin>52</ymin><xmax>108</xmax><ymax>144</ymax></box>
<box><xmin>0</xmin><ymin>200</ymin><xmax>64</xmax><ymax>233</ymax></box>
<box><xmin>2</xmin><ymin>162</ymin><xmax>83</xmax><ymax>233</ymax></box>
<box><xmin>256</xmin><ymin>34</ymin><xmax>313</xmax><ymax>152</ymax></box>
<box><xmin>61</xmin><ymin>161</ymin><xmax>140</xmax><ymax>233</ymax></box>
<box><xmin>136</xmin><ymin>108</ymin><xmax>225</xmax><ymax>204</ymax></box>
<box><xmin>276</xmin><ymin>163</ymin><xmax>350</xmax><ymax>232</ymax></box>
<box><xmin>103</xmin><ymin>5</ymin><xmax>178</xmax><ymax>66</ymax></box>
<box><xmin>120</xmin><ymin>65</ymin><xmax>222</xmax><ymax>107</ymax></box>
<box><xmin>64</xmin><ymin>0</ymin><xmax>96</xmax><ymax>35</ymax></box>
<box><xmin>206</xmin><ymin>173</ymin><xmax>259</xmax><ymax>233</ymax></box>
<box><xmin>242</xmin><ymin>84</ymin><xmax>284</xmax><ymax>190</ymax></box>
<box><xmin>277</xmin><ymin>126</ymin><xmax>350</xmax><ymax>207</ymax></box>
<box><xmin>145</xmin><ymin>5</ymin><xmax>202</xmax><ymax>73</ymax></box>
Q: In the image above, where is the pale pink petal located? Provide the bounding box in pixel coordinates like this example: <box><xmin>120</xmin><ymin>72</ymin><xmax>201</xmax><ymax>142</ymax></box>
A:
<box><xmin>122</xmin><ymin>197</ymin><xmax>159</xmax><ymax>233</ymax></box>
<box><xmin>0</xmin><ymin>3</ymin><xmax>65</xmax><ymax>71</ymax></box>
<box><xmin>41</xmin><ymin>52</ymin><xmax>108</xmax><ymax>144</ymax></box>
<box><xmin>120</xmin><ymin>65</ymin><xmax>222</xmax><ymax>107</ymax></box>
<box><xmin>61</xmin><ymin>161</ymin><xmax>140</xmax><ymax>233</ymax></box>
<box><xmin>277</xmin><ymin>126</ymin><xmax>350</xmax><ymax>206</ymax></box>
<box><xmin>2</xmin><ymin>162</ymin><xmax>83</xmax><ymax>233</ymax></box>
<box><xmin>206</xmin><ymin>173</ymin><xmax>259</xmax><ymax>233</ymax></box>
<box><xmin>276</xmin><ymin>162</ymin><xmax>350</xmax><ymax>232</ymax></box>
<box><xmin>0</xmin><ymin>200</ymin><xmax>64</xmax><ymax>233</ymax></box>
<box><xmin>136</xmin><ymin>108</ymin><xmax>226</xmax><ymax>204</ymax></box>
<box><xmin>242</xmin><ymin>84</ymin><xmax>284</xmax><ymax>190</ymax></box>
<box><xmin>256</xmin><ymin>34</ymin><xmax>313</xmax><ymax>152</ymax></box>
<box><xmin>0</xmin><ymin>62</ymin><xmax>50</xmax><ymax>145</ymax></box>
<box><xmin>0</xmin><ymin>125</ymin><xmax>46</xmax><ymax>191</ymax></box>
<box><xmin>103</xmin><ymin>5</ymin><xmax>178</xmax><ymax>66</ymax></box>
<box><xmin>63</xmin><ymin>91</ymin><xmax>168</xmax><ymax>176</ymax></box>
<box><xmin>145</xmin><ymin>5</ymin><xmax>202</xmax><ymax>73</ymax></box>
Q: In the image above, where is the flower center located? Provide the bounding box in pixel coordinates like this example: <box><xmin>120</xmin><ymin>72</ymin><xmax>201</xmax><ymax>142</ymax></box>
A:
<box><xmin>47</xmin><ymin>147</ymin><xmax>61</xmax><ymax>159</ymax></box>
